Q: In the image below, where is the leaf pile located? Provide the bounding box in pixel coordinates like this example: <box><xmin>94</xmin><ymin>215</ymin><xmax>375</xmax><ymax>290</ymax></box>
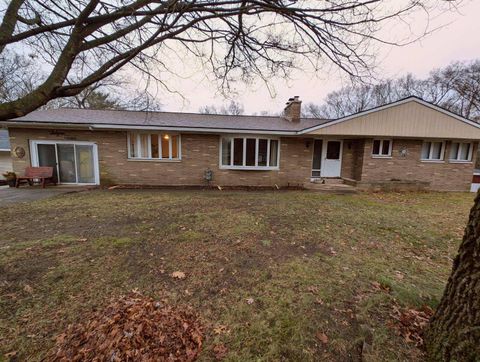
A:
<box><xmin>49</xmin><ymin>293</ymin><xmax>203</xmax><ymax>361</ymax></box>
<box><xmin>390</xmin><ymin>304</ymin><xmax>434</xmax><ymax>347</ymax></box>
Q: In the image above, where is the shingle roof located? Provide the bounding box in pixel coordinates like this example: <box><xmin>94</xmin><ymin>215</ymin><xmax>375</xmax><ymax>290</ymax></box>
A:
<box><xmin>0</xmin><ymin>129</ymin><xmax>10</xmax><ymax>150</ymax></box>
<box><xmin>9</xmin><ymin>108</ymin><xmax>327</xmax><ymax>133</ymax></box>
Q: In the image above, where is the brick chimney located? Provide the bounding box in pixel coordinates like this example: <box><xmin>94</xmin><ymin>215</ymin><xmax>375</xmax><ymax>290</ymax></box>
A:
<box><xmin>284</xmin><ymin>96</ymin><xmax>302</xmax><ymax>122</ymax></box>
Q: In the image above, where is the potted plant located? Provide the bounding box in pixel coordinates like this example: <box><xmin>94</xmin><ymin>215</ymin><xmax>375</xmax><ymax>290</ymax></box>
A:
<box><xmin>2</xmin><ymin>171</ymin><xmax>16</xmax><ymax>187</ymax></box>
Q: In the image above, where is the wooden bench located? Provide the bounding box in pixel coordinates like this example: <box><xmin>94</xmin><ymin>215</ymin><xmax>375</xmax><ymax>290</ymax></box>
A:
<box><xmin>15</xmin><ymin>167</ymin><xmax>56</xmax><ymax>188</ymax></box>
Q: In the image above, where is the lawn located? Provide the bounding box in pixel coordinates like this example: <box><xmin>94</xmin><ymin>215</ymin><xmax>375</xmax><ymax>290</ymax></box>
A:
<box><xmin>0</xmin><ymin>190</ymin><xmax>473</xmax><ymax>361</ymax></box>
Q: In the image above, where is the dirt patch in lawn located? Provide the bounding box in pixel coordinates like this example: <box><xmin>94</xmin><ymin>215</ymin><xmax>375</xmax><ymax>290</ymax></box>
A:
<box><xmin>0</xmin><ymin>190</ymin><xmax>473</xmax><ymax>361</ymax></box>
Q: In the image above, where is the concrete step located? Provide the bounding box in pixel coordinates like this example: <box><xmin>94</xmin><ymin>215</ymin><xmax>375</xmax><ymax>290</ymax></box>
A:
<box><xmin>310</xmin><ymin>177</ymin><xmax>345</xmax><ymax>185</ymax></box>
<box><xmin>305</xmin><ymin>182</ymin><xmax>358</xmax><ymax>194</ymax></box>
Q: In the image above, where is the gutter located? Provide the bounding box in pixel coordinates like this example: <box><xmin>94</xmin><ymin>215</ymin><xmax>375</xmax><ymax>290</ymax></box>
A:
<box><xmin>1</xmin><ymin>121</ymin><xmax>92</xmax><ymax>130</ymax></box>
<box><xmin>91</xmin><ymin>124</ymin><xmax>298</xmax><ymax>135</ymax></box>
<box><xmin>0</xmin><ymin>121</ymin><xmax>299</xmax><ymax>136</ymax></box>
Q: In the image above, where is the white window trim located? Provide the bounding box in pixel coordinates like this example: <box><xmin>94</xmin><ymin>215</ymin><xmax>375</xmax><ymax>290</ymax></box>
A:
<box><xmin>219</xmin><ymin>135</ymin><xmax>280</xmax><ymax>170</ymax></box>
<box><xmin>127</xmin><ymin>132</ymin><xmax>181</xmax><ymax>161</ymax></box>
<box><xmin>371</xmin><ymin>139</ymin><xmax>393</xmax><ymax>158</ymax></box>
<box><xmin>449</xmin><ymin>141</ymin><xmax>473</xmax><ymax>163</ymax></box>
<box><xmin>420</xmin><ymin>140</ymin><xmax>446</xmax><ymax>162</ymax></box>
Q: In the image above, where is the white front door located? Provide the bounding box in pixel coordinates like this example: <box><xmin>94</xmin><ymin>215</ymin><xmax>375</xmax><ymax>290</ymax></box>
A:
<box><xmin>321</xmin><ymin>140</ymin><xmax>343</xmax><ymax>177</ymax></box>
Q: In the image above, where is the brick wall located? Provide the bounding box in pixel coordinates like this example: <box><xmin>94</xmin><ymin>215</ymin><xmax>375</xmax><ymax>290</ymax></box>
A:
<box><xmin>341</xmin><ymin>139</ymin><xmax>364</xmax><ymax>180</ymax></box>
<box><xmin>360</xmin><ymin>138</ymin><xmax>477</xmax><ymax>191</ymax></box>
<box><xmin>9</xmin><ymin>128</ymin><xmax>475</xmax><ymax>191</ymax></box>
<box><xmin>8</xmin><ymin>128</ymin><xmax>313</xmax><ymax>187</ymax></box>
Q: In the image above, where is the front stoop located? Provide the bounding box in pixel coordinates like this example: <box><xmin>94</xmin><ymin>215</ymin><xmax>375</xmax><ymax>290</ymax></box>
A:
<box><xmin>305</xmin><ymin>178</ymin><xmax>358</xmax><ymax>194</ymax></box>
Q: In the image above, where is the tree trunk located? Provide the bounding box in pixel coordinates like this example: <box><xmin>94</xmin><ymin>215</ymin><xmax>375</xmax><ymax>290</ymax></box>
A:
<box><xmin>425</xmin><ymin>192</ymin><xmax>480</xmax><ymax>361</ymax></box>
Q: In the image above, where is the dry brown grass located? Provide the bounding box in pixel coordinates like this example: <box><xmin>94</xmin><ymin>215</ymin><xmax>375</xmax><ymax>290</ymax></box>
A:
<box><xmin>0</xmin><ymin>190</ymin><xmax>473</xmax><ymax>361</ymax></box>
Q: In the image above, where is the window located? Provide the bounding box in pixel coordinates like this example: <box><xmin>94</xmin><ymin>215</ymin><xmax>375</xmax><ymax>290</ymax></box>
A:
<box><xmin>449</xmin><ymin>142</ymin><xmax>473</xmax><ymax>162</ymax></box>
<box><xmin>269</xmin><ymin>140</ymin><xmax>279</xmax><ymax>167</ymax></box>
<box><xmin>421</xmin><ymin>141</ymin><xmax>445</xmax><ymax>161</ymax></box>
<box><xmin>258</xmin><ymin>139</ymin><xmax>268</xmax><ymax>166</ymax></box>
<box><xmin>326</xmin><ymin>141</ymin><xmax>341</xmax><ymax>160</ymax></box>
<box><xmin>233</xmin><ymin>138</ymin><xmax>243</xmax><ymax>166</ymax></box>
<box><xmin>221</xmin><ymin>138</ymin><xmax>231</xmax><ymax>165</ymax></box>
<box><xmin>128</xmin><ymin>133</ymin><xmax>180</xmax><ymax>160</ymax></box>
<box><xmin>372</xmin><ymin>139</ymin><xmax>392</xmax><ymax>157</ymax></box>
<box><xmin>311</xmin><ymin>139</ymin><xmax>322</xmax><ymax>178</ymax></box>
<box><xmin>246</xmin><ymin>138</ymin><xmax>256</xmax><ymax>166</ymax></box>
<box><xmin>220</xmin><ymin>136</ymin><xmax>279</xmax><ymax>169</ymax></box>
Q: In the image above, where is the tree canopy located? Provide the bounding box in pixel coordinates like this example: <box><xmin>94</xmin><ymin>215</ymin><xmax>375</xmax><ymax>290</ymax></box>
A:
<box><xmin>0</xmin><ymin>0</ymin><xmax>454</xmax><ymax>120</ymax></box>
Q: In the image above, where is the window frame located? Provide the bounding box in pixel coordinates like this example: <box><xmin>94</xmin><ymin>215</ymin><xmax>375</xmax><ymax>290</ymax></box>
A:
<box><xmin>127</xmin><ymin>132</ymin><xmax>181</xmax><ymax>161</ymax></box>
<box><xmin>371</xmin><ymin>139</ymin><xmax>393</xmax><ymax>158</ymax></box>
<box><xmin>420</xmin><ymin>140</ymin><xmax>446</xmax><ymax>162</ymax></box>
<box><xmin>449</xmin><ymin>141</ymin><xmax>473</xmax><ymax>163</ymax></box>
<box><xmin>219</xmin><ymin>135</ymin><xmax>280</xmax><ymax>170</ymax></box>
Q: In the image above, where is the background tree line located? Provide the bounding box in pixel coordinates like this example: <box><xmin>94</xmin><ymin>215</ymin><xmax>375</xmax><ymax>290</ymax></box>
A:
<box><xmin>303</xmin><ymin>59</ymin><xmax>480</xmax><ymax>121</ymax></box>
<box><xmin>200</xmin><ymin>60</ymin><xmax>480</xmax><ymax>122</ymax></box>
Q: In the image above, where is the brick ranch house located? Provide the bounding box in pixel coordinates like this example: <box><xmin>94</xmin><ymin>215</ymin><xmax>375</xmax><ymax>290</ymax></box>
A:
<box><xmin>2</xmin><ymin>96</ymin><xmax>480</xmax><ymax>191</ymax></box>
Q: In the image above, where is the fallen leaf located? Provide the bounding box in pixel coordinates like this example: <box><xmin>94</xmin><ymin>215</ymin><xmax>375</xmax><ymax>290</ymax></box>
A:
<box><xmin>213</xmin><ymin>325</ymin><xmax>230</xmax><ymax>335</ymax></box>
<box><xmin>47</xmin><ymin>292</ymin><xmax>203</xmax><ymax>361</ymax></box>
<box><xmin>316</xmin><ymin>331</ymin><xmax>328</xmax><ymax>344</ymax></box>
<box><xmin>213</xmin><ymin>343</ymin><xmax>228</xmax><ymax>360</ymax></box>
<box><xmin>389</xmin><ymin>302</ymin><xmax>433</xmax><ymax>347</ymax></box>
<box><xmin>171</xmin><ymin>271</ymin><xmax>186</xmax><ymax>279</ymax></box>
<box><xmin>246</xmin><ymin>298</ymin><xmax>254</xmax><ymax>305</ymax></box>
<box><xmin>23</xmin><ymin>284</ymin><xmax>33</xmax><ymax>294</ymax></box>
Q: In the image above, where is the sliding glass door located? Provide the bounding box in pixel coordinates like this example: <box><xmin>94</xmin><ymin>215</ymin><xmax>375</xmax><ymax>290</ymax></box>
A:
<box><xmin>31</xmin><ymin>141</ymin><xmax>99</xmax><ymax>185</ymax></box>
<box><xmin>75</xmin><ymin>145</ymin><xmax>96</xmax><ymax>183</ymax></box>
<box><xmin>37</xmin><ymin>144</ymin><xmax>58</xmax><ymax>182</ymax></box>
<box><xmin>57</xmin><ymin>144</ymin><xmax>76</xmax><ymax>183</ymax></box>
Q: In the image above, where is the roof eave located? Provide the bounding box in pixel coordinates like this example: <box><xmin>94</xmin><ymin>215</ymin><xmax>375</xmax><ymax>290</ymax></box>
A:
<box><xmin>1</xmin><ymin>121</ymin><xmax>300</xmax><ymax>136</ymax></box>
<box><xmin>92</xmin><ymin>124</ymin><xmax>298</xmax><ymax>135</ymax></box>
<box><xmin>1</xmin><ymin>121</ymin><xmax>93</xmax><ymax>130</ymax></box>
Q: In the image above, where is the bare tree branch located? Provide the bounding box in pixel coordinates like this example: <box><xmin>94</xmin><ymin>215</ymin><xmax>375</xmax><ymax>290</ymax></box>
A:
<box><xmin>0</xmin><ymin>0</ymin><xmax>457</xmax><ymax>120</ymax></box>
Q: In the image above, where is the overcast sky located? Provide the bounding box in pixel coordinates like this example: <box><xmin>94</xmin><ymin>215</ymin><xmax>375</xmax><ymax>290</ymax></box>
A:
<box><xmin>155</xmin><ymin>0</ymin><xmax>480</xmax><ymax>115</ymax></box>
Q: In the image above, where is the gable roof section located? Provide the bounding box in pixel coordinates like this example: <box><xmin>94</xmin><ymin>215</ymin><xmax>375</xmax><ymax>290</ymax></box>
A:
<box><xmin>300</xmin><ymin>97</ymin><xmax>480</xmax><ymax>139</ymax></box>
<box><xmin>5</xmin><ymin>108</ymin><xmax>326</xmax><ymax>135</ymax></box>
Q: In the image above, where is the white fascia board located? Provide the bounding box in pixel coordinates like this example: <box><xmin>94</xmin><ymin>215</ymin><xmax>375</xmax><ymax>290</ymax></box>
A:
<box><xmin>1</xmin><ymin>121</ymin><xmax>298</xmax><ymax>135</ymax></box>
<box><xmin>0</xmin><ymin>121</ymin><xmax>92</xmax><ymax>130</ymax></box>
<box><xmin>298</xmin><ymin>97</ymin><xmax>480</xmax><ymax>135</ymax></box>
